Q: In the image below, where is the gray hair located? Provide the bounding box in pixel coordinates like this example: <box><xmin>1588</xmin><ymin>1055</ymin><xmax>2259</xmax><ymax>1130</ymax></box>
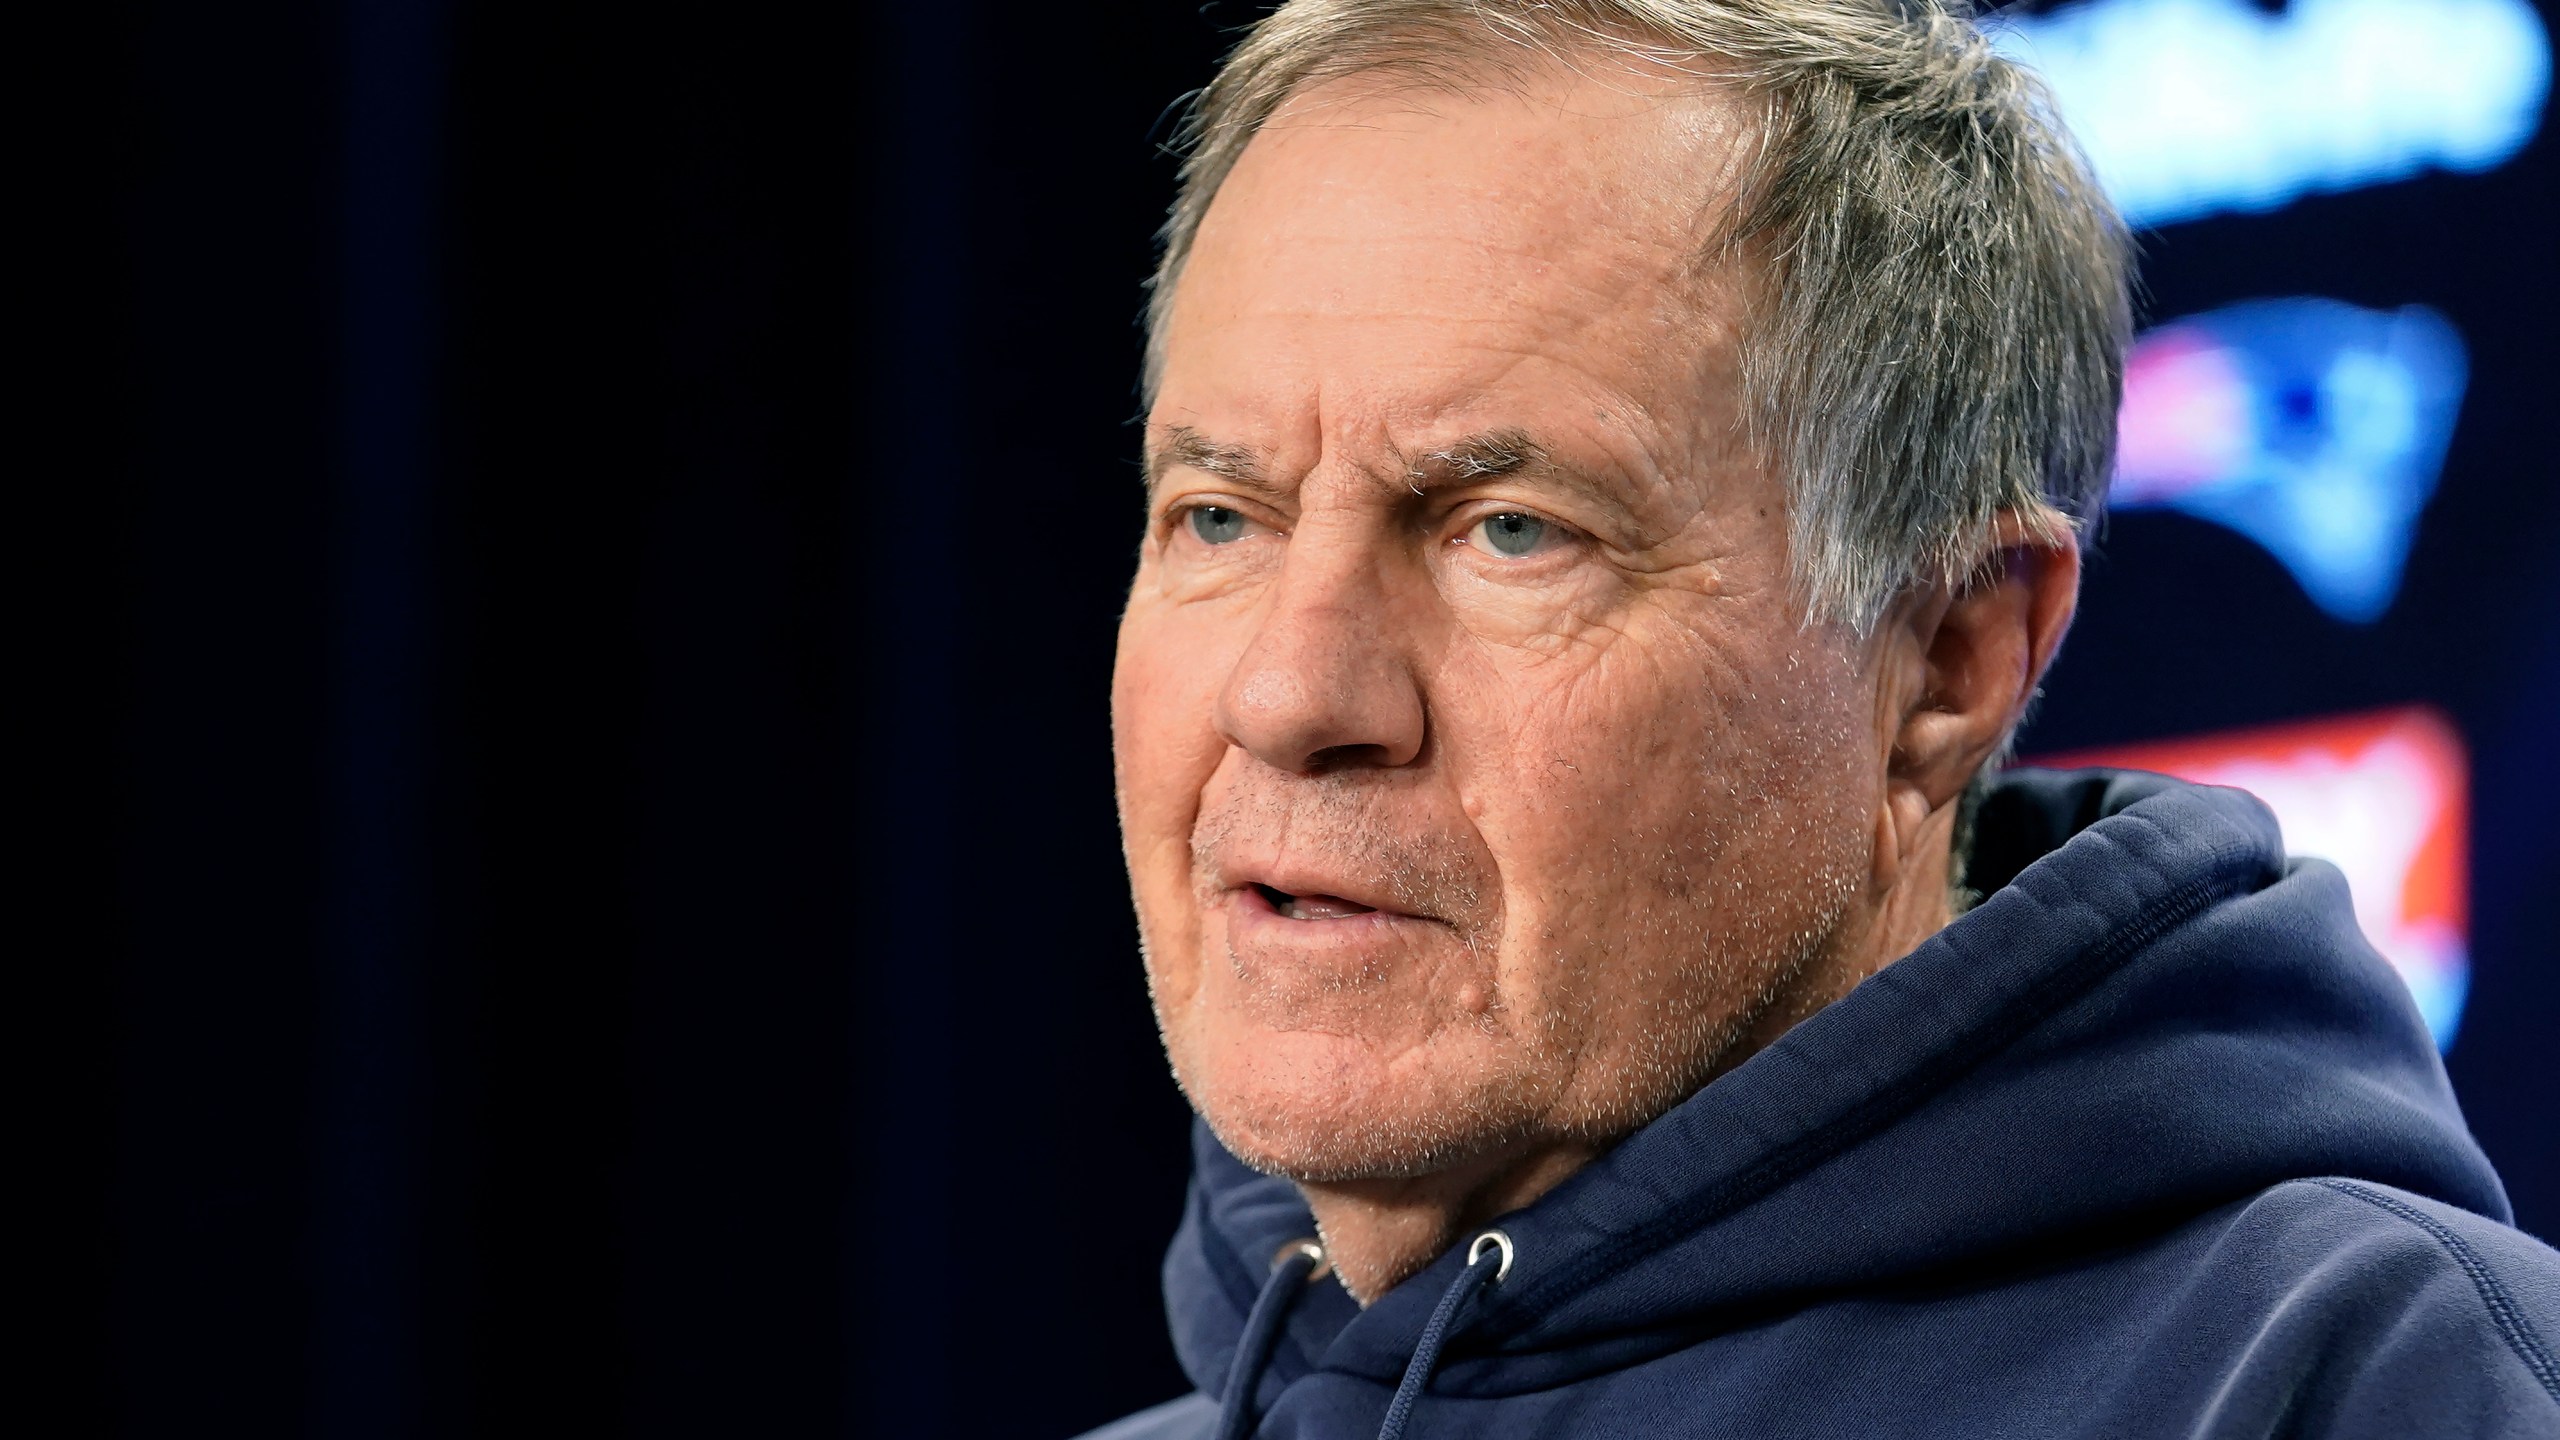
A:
<box><xmin>1145</xmin><ymin>0</ymin><xmax>2133</xmax><ymax>632</ymax></box>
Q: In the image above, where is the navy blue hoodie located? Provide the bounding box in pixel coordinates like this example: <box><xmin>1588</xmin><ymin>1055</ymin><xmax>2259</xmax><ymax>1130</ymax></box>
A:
<box><xmin>1083</xmin><ymin>771</ymin><xmax>2560</xmax><ymax>1439</ymax></box>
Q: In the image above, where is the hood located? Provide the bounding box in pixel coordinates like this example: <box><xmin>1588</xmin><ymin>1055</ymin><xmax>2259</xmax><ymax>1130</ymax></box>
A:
<box><xmin>1159</xmin><ymin>769</ymin><xmax>2509</xmax><ymax>1404</ymax></box>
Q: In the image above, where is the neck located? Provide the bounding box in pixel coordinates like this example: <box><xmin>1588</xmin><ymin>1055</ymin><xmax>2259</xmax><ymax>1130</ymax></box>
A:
<box><xmin>1300</xmin><ymin>812</ymin><xmax>1959</xmax><ymax>1304</ymax></box>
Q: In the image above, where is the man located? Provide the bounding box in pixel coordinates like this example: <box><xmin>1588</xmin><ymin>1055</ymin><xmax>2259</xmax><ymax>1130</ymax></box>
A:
<box><xmin>1092</xmin><ymin>2</ymin><xmax>2560</xmax><ymax>1437</ymax></box>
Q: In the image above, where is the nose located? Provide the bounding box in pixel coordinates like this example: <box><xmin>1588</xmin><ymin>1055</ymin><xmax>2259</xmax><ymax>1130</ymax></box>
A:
<box><xmin>1215</xmin><ymin>534</ymin><xmax>1426</xmax><ymax>773</ymax></box>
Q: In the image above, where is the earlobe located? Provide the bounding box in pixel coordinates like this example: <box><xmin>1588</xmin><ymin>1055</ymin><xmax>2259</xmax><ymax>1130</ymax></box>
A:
<box><xmin>1870</xmin><ymin>780</ymin><xmax>1937</xmax><ymax>894</ymax></box>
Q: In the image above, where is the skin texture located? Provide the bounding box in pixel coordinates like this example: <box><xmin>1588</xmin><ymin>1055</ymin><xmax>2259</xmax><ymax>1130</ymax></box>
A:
<box><xmin>1113</xmin><ymin>60</ymin><xmax>2080</xmax><ymax>1303</ymax></box>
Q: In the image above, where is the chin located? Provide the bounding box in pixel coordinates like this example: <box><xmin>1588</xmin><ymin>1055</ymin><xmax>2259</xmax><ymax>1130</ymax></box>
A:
<box><xmin>1169</xmin><ymin>1016</ymin><xmax>1553</xmax><ymax>1183</ymax></box>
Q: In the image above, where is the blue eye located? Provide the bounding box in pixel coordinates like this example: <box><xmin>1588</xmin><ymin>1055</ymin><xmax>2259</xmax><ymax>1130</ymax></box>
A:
<box><xmin>1475</xmin><ymin>513</ymin><xmax>1548</xmax><ymax>556</ymax></box>
<box><xmin>1189</xmin><ymin>506</ymin><xmax>1248</xmax><ymax>544</ymax></box>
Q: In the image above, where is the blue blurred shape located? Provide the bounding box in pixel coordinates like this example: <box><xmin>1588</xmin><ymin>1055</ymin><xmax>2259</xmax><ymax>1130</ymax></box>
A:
<box><xmin>2113</xmin><ymin>299</ymin><xmax>2468</xmax><ymax>624</ymax></box>
<box><xmin>1991</xmin><ymin>0</ymin><xmax>2551</xmax><ymax>228</ymax></box>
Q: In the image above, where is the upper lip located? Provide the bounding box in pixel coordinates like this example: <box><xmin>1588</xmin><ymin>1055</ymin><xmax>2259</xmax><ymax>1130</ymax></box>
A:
<box><xmin>1217</xmin><ymin>859</ymin><xmax>1429</xmax><ymax>920</ymax></box>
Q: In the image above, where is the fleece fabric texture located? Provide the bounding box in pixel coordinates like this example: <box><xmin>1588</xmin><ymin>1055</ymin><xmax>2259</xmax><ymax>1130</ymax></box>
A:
<box><xmin>1081</xmin><ymin>770</ymin><xmax>2560</xmax><ymax>1439</ymax></box>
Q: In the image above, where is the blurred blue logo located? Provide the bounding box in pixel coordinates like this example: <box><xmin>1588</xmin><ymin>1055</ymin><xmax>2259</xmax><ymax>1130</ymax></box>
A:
<box><xmin>1991</xmin><ymin>0</ymin><xmax>2551</xmax><ymax>227</ymax></box>
<box><xmin>2112</xmin><ymin>299</ymin><xmax>2467</xmax><ymax>623</ymax></box>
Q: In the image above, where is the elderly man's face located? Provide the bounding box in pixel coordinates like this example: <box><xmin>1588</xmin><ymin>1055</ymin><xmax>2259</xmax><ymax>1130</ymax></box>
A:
<box><xmin>1115</xmin><ymin>69</ymin><xmax>1885</xmax><ymax>1184</ymax></box>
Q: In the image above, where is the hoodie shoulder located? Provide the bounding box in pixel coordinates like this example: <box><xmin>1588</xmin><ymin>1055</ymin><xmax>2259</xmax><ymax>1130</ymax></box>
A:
<box><xmin>2146</xmin><ymin>1179</ymin><xmax>2560</xmax><ymax>1438</ymax></box>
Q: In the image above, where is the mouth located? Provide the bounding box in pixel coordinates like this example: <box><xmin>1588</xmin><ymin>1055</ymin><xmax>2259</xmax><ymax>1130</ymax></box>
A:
<box><xmin>1249</xmin><ymin>882</ymin><xmax>1382</xmax><ymax>922</ymax></box>
<box><xmin>1213</xmin><ymin>862</ymin><xmax>1466</xmax><ymax>998</ymax></box>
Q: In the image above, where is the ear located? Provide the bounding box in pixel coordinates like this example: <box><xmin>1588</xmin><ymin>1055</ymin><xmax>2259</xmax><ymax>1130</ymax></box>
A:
<box><xmin>1876</xmin><ymin>513</ymin><xmax>2081</xmax><ymax>880</ymax></box>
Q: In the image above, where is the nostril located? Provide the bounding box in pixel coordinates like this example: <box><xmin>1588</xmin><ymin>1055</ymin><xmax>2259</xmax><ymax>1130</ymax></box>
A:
<box><xmin>1306</xmin><ymin>742</ymin><xmax>1389</xmax><ymax>771</ymax></box>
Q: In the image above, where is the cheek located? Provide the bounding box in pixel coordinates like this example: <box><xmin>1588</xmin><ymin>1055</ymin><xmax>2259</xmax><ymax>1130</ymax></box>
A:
<box><xmin>1449</xmin><ymin>612</ymin><xmax>1872</xmax><ymax>992</ymax></box>
<box><xmin>1112</xmin><ymin>600</ymin><xmax>1241</xmax><ymax>978</ymax></box>
<box><xmin>1453</xmin><ymin>619</ymin><xmax>1746</xmax><ymax>853</ymax></box>
<box><xmin>1433</xmin><ymin>642</ymin><xmax>1699</xmax><ymax>1001</ymax></box>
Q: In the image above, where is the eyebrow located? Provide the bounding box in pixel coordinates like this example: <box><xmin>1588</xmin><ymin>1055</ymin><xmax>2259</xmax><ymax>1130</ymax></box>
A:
<box><xmin>1144</xmin><ymin>425</ymin><xmax>1276</xmax><ymax>496</ymax></box>
<box><xmin>1408</xmin><ymin>429</ymin><xmax>1549</xmax><ymax>484</ymax></box>
<box><xmin>1145</xmin><ymin>426</ymin><xmax>1547</xmax><ymax>490</ymax></box>
<box><xmin>1413</xmin><ymin>428</ymin><xmax>1647</xmax><ymax>535</ymax></box>
<box><xmin>1146</xmin><ymin>423</ymin><xmax>1646</xmax><ymax>534</ymax></box>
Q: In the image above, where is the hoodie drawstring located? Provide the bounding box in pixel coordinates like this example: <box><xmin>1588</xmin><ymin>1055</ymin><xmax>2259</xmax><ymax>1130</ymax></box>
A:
<box><xmin>1375</xmin><ymin>1229</ymin><xmax>1513</xmax><ymax>1440</ymax></box>
<box><xmin>1213</xmin><ymin>1240</ymin><xmax>1325</xmax><ymax>1440</ymax></box>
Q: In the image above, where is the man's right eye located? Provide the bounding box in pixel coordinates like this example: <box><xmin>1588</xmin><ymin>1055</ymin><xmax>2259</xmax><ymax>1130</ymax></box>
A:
<box><xmin>1188</xmin><ymin>506</ymin><xmax>1249</xmax><ymax>544</ymax></box>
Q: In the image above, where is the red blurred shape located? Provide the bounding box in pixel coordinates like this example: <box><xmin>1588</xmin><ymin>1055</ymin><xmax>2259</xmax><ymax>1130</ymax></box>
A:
<box><xmin>2032</xmin><ymin>707</ymin><xmax>2470</xmax><ymax>1046</ymax></box>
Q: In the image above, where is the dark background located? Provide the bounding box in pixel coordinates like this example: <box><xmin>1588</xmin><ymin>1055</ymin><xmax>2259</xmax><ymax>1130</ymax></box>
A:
<box><xmin>65</xmin><ymin>1</ymin><xmax>2556</xmax><ymax>1435</ymax></box>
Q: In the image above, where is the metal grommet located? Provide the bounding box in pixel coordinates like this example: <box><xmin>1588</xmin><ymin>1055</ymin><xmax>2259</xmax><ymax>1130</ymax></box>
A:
<box><xmin>1274</xmin><ymin>1238</ymin><xmax>1332</xmax><ymax>1283</ymax></box>
<box><xmin>1467</xmin><ymin>1228</ymin><xmax>1515</xmax><ymax>1283</ymax></box>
